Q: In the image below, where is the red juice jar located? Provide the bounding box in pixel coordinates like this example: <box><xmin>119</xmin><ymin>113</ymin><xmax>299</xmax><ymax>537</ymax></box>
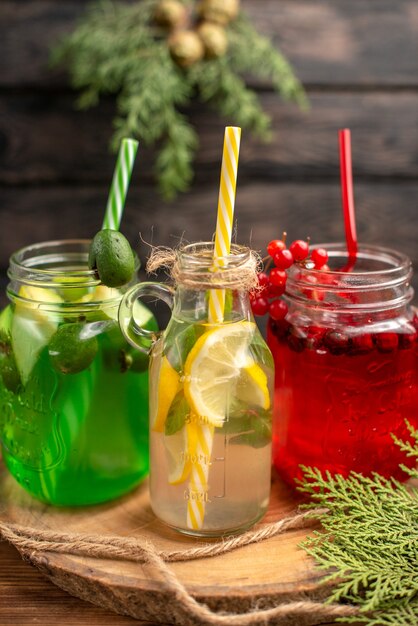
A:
<box><xmin>267</xmin><ymin>244</ymin><xmax>418</xmax><ymax>485</ymax></box>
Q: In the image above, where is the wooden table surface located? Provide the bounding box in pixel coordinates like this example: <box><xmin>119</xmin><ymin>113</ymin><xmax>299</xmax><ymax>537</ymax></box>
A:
<box><xmin>0</xmin><ymin>541</ymin><xmax>164</xmax><ymax>626</ymax></box>
<box><xmin>0</xmin><ymin>539</ymin><xmax>350</xmax><ymax>626</ymax></box>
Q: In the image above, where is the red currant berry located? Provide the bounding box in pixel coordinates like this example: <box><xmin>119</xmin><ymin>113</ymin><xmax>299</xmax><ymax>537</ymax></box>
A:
<box><xmin>269</xmin><ymin>269</ymin><xmax>287</xmax><ymax>287</ymax></box>
<box><xmin>257</xmin><ymin>272</ymin><xmax>270</xmax><ymax>297</ymax></box>
<box><xmin>375</xmin><ymin>332</ymin><xmax>399</xmax><ymax>352</ymax></box>
<box><xmin>257</xmin><ymin>272</ymin><xmax>269</xmax><ymax>288</ymax></box>
<box><xmin>251</xmin><ymin>297</ymin><xmax>269</xmax><ymax>316</ymax></box>
<box><xmin>273</xmin><ymin>249</ymin><xmax>294</xmax><ymax>270</ymax></box>
<box><xmin>321</xmin><ymin>264</ymin><xmax>330</xmax><ymax>272</ymax></box>
<box><xmin>269</xmin><ymin>318</ymin><xmax>290</xmax><ymax>342</ymax></box>
<box><xmin>399</xmin><ymin>331</ymin><xmax>417</xmax><ymax>349</ymax></box>
<box><xmin>267</xmin><ymin>239</ymin><xmax>286</xmax><ymax>257</ymax></box>
<box><xmin>323</xmin><ymin>330</ymin><xmax>350</xmax><ymax>355</ymax></box>
<box><xmin>269</xmin><ymin>299</ymin><xmax>288</xmax><ymax>321</ymax></box>
<box><xmin>289</xmin><ymin>240</ymin><xmax>309</xmax><ymax>261</ymax></box>
<box><xmin>306</xmin><ymin>325</ymin><xmax>326</xmax><ymax>350</ymax></box>
<box><xmin>307</xmin><ymin>325</ymin><xmax>326</xmax><ymax>337</ymax></box>
<box><xmin>268</xmin><ymin>282</ymin><xmax>286</xmax><ymax>298</ymax></box>
<box><xmin>350</xmin><ymin>333</ymin><xmax>374</xmax><ymax>355</ymax></box>
<box><xmin>287</xmin><ymin>326</ymin><xmax>307</xmax><ymax>352</ymax></box>
<box><xmin>311</xmin><ymin>248</ymin><xmax>329</xmax><ymax>269</ymax></box>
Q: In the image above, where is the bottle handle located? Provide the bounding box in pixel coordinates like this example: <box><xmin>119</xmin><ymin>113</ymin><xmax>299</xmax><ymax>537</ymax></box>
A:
<box><xmin>118</xmin><ymin>282</ymin><xmax>174</xmax><ymax>352</ymax></box>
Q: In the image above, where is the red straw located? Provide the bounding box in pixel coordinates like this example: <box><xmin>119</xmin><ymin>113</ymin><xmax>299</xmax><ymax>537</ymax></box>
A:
<box><xmin>339</xmin><ymin>129</ymin><xmax>358</xmax><ymax>261</ymax></box>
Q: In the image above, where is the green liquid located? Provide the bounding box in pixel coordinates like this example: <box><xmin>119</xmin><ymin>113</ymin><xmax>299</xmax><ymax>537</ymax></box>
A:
<box><xmin>0</xmin><ymin>304</ymin><xmax>154</xmax><ymax>505</ymax></box>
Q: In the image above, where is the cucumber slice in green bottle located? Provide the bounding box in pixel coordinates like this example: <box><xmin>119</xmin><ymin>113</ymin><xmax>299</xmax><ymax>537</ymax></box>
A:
<box><xmin>0</xmin><ymin>305</ymin><xmax>13</xmax><ymax>336</ymax></box>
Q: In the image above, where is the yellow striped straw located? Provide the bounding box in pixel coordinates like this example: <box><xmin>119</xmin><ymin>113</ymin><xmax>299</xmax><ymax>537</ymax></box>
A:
<box><xmin>186</xmin><ymin>420</ymin><xmax>214</xmax><ymax>531</ymax></box>
<box><xmin>208</xmin><ymin>126</ymin><xmax>242</xmax><ymax>323</ymax></box>
<box><xmin>186</xmin><ymin>126</ymin><xmax>241</xmax><ymax>532</ymax></box>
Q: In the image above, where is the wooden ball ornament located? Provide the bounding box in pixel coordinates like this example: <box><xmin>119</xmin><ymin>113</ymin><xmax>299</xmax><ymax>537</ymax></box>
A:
<box><xmin>198</xmin><ymin>22</ymin><xmax>228</xmax><ymax>58</ymax></box>
<box><xmin>154</xmin><ymin>0</ymin><xmax>187</xmax><ymax>29</ymax></box>
<box><xmin>198</xmin><ymin>0</ymin><xmax>240</xmax><ymax>25</ymax></box>
<box><xmin>169</xmin><ymin>30</ymin><xmax>205</xmax><ymax>67</ymax></box>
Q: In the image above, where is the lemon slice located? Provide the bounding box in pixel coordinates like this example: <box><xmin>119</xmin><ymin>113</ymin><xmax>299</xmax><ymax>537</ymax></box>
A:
<box><xmin>53</xmin><ymin>276</ymin><xmax>93</xmax><ymax>302</ymax></box>
<box><xmin>184</xmin><ymin>321</ymin><xmax>258</xmax><ymax>426</ymax></box>
<box><xmin>80</xmin><ymin>286</ymin><xmax>155</xmax><ymax>326</ymax></box>
<box><xmin>77</xmin><ymin>284</ymin><xmax>117</xmax><ymax>305</ymax></box>
<box><xmin>150</xmin><ymin>355</ymin><xmax>180</xmax><ymax>432</ymax></box>
<box><xmin>17</xmin><ymin>285</ymin><xmax>63</xmax><ymax>310</ymax></box>
<box><xmin>165</xmin><ymin>423</ymin><xmax>198</xmax><ymax>485</ymax></box>
<box><xmin>12</xmin><ymin>286</ymin><xmax>63</xmax><ymax>384</ymax></box>
<box><xmin>238</xmin><ymin>361</ymin><xmax>270</xmax><ymax>411</ymax></box>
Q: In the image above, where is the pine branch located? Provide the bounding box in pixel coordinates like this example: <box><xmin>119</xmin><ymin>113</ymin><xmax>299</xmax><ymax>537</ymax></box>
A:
<box><xmin>392</xmin><ymin>421</ymin><xmax>418</xmax><ymax>479</ymax></box>
<box><xmin>189</xmin><ymin>59</ymin><xmax>272</xmax><ymax>140</ymax></box>
<box><xmin>111</xmin><ymin>45</ymin><xmax>192</xmax><ymax>145</ymax></box>
<box><xmin>155</xmin><ymin>109</ymin><xmax>198</xmax><ymax>199</ymax></box>
<box><xmin>341</xmin><ymin>600</ymin><xmax>418</xmax><ymax>626</ymax></box>
<box><xmin>228</xmin><ymin>14</ymin><xmax>308</xmax><ymax>109</ymax></box>
<box><xmin>51</xmin><ymin>0</ymin><xmax>306</xmax><ymax>198</ymax></box>
<box><xmin>111</xmin><ymin>46</ymin><xmax>197</xmax><ymax>198</ymax></box>
<box><xmin>298</xmin><ymin>426</ymin><xmax>418</xmax><ymax>625</ymax></box>
<box><xmin>51</xmin><ymin>0</ymin><xmax>159</xmax><ymax>99</ymax></box>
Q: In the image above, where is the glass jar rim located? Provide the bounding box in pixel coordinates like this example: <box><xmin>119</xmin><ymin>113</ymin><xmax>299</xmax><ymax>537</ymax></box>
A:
<box><xmin>7</xmin><ymin>239</ymin><xmax>140</xmax><ymax>307</ymax></box>
<box><xmin>285</xmin><ymin>243</ymin><xmax>413</xmax><ymax>314</ymax></box>
<box><xmin>9</xmin><ymin>239</ymin><xmax>100</xmax><ymax>286</ymax></box>
<box><xmin>8</xmin><ymin>238</ymin><xmax>140</xmax><ymax>284</ymax></box>
<box><xmin>289</xmin><ymin>243</ymin><xmax>412</xmax><ymax>288</ymax></box>
<box><xmin>177</xmin><ymin>242</ymin><xmax>251</xmax><ymax>269</ymax></box>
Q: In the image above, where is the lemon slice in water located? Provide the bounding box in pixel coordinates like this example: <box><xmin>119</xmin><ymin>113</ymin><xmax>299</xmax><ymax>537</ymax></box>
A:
<box><xmin>184</xmin><ymin>321</ymin><xmax>268</xmax><ymax>426</ymax></box>
<box><xmin>238</xmin><ymin>361</ymin><xmax>270</xmax><ymax>411</ymax></box>
<box><xmin>150</xmin><ymin>355</ymin><xmax>180</xmax><ymax>433</ymax></box>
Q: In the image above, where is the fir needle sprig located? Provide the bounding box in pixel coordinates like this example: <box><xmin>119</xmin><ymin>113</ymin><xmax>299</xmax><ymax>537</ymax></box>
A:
<box><xmin>298</xmin><ymin>422</ymin><xmax>418</xmax><ymax>626</ymax></box>
<box><xmin>51</xmin><ymin>0</ymin><xmax>306</xmax><ymax>199</ymax></box>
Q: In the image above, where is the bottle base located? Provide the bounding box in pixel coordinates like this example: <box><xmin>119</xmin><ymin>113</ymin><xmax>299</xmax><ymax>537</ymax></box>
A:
<box><xmin>159</xmin><ymin>508</ymin><xmax>268</xmax><ymax>538</ymax></box>
<box><xmin>2</xmin><ymin>449</ymin><xmax>149</xmax><ymax>506</ymax></box>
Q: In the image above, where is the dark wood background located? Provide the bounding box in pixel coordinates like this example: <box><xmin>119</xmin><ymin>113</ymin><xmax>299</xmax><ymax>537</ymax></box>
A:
<box><xmin>1</xmin><ymin>0</ymin><xmax>418</xmax><ymax>305</ymax></box>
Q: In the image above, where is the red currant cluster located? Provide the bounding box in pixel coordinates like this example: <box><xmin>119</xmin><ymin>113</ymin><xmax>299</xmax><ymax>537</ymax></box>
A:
<box><xmin>250</xmin><ymin>235</ymin><xmax>329</xmax><ymax>320</ymax></box>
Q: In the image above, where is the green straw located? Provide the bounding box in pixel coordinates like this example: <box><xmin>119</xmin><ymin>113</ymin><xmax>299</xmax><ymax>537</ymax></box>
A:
<box><xmin>102</xmin><ymin>138</ymin><xmax>139</xmax><ymax>230</ymax></box>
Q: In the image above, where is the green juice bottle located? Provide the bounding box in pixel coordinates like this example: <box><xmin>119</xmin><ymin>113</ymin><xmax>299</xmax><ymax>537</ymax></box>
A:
<box><xmin>0</xmin><ymin>240</ymin><xmax>156</xmax><ymax>506</ymax></box>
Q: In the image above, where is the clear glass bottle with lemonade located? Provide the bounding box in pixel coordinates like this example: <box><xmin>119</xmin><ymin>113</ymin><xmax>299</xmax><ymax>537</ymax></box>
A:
<box><xmin>120</xmin><ymin>243</ymin><xmax>274</xmax><ymax>536</ymax></box>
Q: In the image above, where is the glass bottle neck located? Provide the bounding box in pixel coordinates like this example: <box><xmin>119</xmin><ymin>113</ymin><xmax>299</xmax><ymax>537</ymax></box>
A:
<box><xmin>168</xmin><ymin>242</ymin><xmax>258</xmax><ymax>325</ymax></box>
<box><xmin>173</xmin><ymin>287</ymin><xmax>252</xmax><ymax>324</ymax></box>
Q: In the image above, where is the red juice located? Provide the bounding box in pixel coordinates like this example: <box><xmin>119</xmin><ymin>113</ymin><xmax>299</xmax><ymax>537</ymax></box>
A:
<box><xmin>268</xmin><ymin>244</ymin><xmax>418</xmax><ymax>485</ymax></box>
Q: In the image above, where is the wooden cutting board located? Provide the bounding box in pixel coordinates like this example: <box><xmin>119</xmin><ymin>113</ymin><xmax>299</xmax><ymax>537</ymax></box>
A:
<box><xmin>0</xmin><ymin>466</ymin><xmax>333</xmax><ymax>626</ymax></box>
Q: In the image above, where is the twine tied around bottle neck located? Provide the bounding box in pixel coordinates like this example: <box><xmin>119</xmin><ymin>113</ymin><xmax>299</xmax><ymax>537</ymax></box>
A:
<box><xmin>146</xmin><ymin>243</ymin><xmax>261</xmax><ymax>291</ymax></box>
